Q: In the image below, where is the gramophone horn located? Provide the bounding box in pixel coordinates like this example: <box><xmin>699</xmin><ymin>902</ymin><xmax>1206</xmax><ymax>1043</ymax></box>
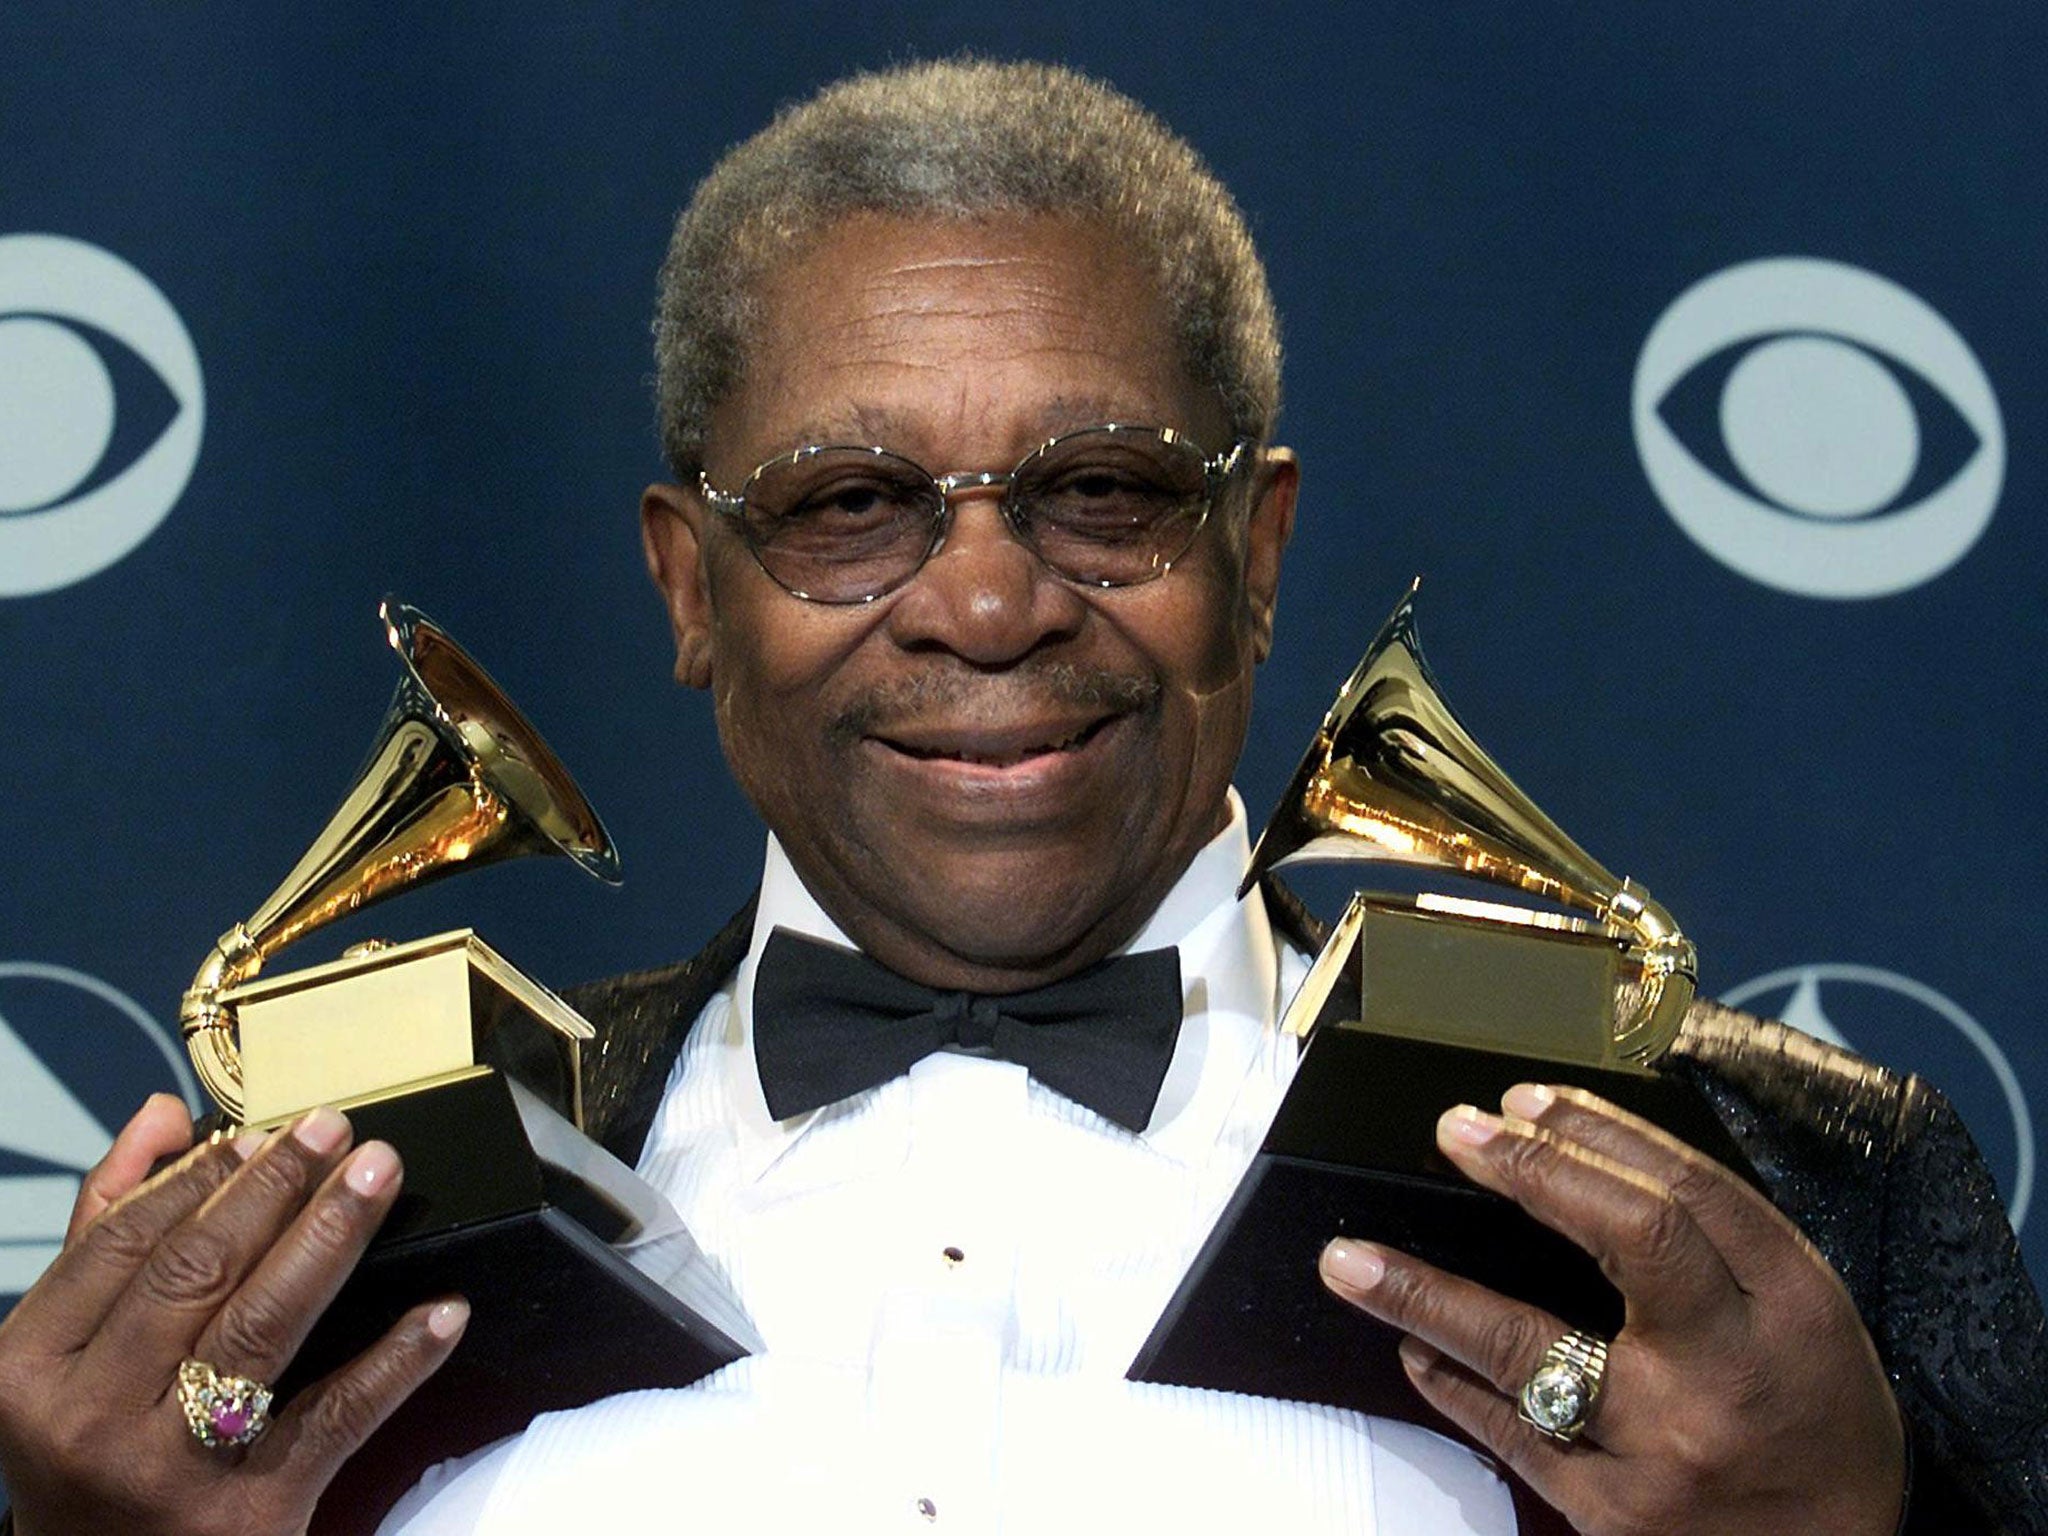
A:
<box><xmin>179</xmin><ymin>599</ymin><xmax>619</xmax><ymax>1118</ymax></box>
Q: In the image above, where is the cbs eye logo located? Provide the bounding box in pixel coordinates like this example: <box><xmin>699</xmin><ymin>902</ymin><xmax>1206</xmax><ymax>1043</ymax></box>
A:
<box><xmin>0</xmin><ymin>234</ymin><xmax>204</xmax><ymax>598</ymax></box>
<box><xmin>1632</xmin><ymin>257</ymin><xmax>2003</xmax><ymax>599</ymax></box>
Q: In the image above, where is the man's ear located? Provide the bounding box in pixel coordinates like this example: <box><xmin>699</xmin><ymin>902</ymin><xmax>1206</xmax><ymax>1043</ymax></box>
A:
<box><xmin>1241</xmin><ymin>446</ymin><xmax>1299</xmax><ymax>663</ymax></box>
<box><xmin>641</xmin><ymin>482</ymin><xmax>716</xmax><ymax>690</ymax></box>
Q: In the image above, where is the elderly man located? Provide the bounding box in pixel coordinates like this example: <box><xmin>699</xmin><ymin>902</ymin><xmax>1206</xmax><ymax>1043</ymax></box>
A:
<box><xmin>0</xmin><ymin>60</ymin><xmax>2039</xmax><ymax>1536</ymax></box>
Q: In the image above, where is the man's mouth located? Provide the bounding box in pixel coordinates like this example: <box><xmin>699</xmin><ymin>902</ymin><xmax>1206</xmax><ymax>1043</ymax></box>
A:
<box><xmin>835</xmin><ymin>664</ymin><xmax>1159</xmax><ymax>790</ymax></box>
<box><xmin>872</xmin><ymin>714</ymin><xmax>1116</xmax><ymax>770</ymax></box>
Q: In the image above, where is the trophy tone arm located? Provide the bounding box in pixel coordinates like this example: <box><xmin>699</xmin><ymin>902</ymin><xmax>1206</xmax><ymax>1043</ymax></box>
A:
<box><xmin>1607</xmin><ymin>879</ymin><xmax>1698</xmax><ymax>1064</ymax></box>
<box><xmin>181</xmin><ymin>921</ymin><xmax>263</xmax><ymax>1120</ymax></box>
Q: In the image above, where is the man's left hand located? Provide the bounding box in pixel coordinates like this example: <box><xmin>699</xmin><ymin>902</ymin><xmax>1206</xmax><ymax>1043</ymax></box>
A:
<box><xmin>1319</xmin><ymin>1083</ymin><xmax>1905</xmax><ymax>1535</ymax></box>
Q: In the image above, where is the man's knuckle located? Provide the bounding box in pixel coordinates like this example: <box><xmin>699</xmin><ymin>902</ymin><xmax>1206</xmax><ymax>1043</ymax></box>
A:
<box><xmin>212</xmin><ymin>1286</ymin><xmax>297</xmax><ymax>1366</ymax></box>
<box><xmin>311</xmin><ymin>1371</ymin><xmax>389</xmax><ymax>1449</ymax></box>
<box><xmin>1621</xmin><ymin>1190</ymin><xmax>1692</xmax><ymax>1268</ymax></box>
<box><xmin>299</xmin><ymin>1190</ymin><xmax>368</xmax><ymax>1259</ymax></box>
<box><xmin>1662</xmin><ymin>1153</ymin><xmax>1723</xmax><ymax>1207</ymax></box>
<box><xmin>1492</xmin><ymin>1130</ymin><xmax>1551</xmax><ymax>1193</ymax></box>
<box><xmin>79</xmin><ymin>1203</ymin><xmax>162</xmax><ymax>1270</ymax></box>
<box><xmin>242</xmin><ymin>1142</ymin><xmax>321</xmax><ymax>1202</ymax></box>
<box><xmin>139</xmin><ymin>1223</ymin><xmax>236</xmax><ymax>1308</ymax></box>
<box><xmin>1478</xmin><ymin>1307</ymin><xmax>1545</xmax><ymax>1385</ymax></box>
<box><xmin>1369</xmin><ymin>1260</ymin><xmax>1436</xmax><ymax>1325</ymax></box>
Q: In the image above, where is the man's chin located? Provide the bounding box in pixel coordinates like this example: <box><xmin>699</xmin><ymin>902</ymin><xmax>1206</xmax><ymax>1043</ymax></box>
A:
<box><xmin>830</xmin><ymin>858</ymin><xmax>1158</xmax><ymax>992</ymax></box>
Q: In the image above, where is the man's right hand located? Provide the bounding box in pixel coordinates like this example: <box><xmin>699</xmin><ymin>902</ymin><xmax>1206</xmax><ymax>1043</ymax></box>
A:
<box><xmin>0</xmin><ymin>1095</ymin><xmax>468</xmax><ymax>1536</ymax></box>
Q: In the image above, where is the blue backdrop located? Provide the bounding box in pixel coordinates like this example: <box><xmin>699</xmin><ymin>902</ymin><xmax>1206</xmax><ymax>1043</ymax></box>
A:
<box><xmin>4</xmin><ymin>0</ymin><xmax>2041</xmax><ymax>1372</ymax></box>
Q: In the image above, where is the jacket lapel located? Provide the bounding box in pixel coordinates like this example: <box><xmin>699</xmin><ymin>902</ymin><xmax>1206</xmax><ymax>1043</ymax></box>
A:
<box><xmin>565</xmin><ymin>894</ymin><xmax>757</xmax><ymax>1165</ymax></box>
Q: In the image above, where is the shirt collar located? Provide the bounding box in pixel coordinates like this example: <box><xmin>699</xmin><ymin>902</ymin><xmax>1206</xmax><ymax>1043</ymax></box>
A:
<box><xmin>725</xmin><ymin>790</ymin><xmax>1283</xmax><ymax>1186</ymax></box>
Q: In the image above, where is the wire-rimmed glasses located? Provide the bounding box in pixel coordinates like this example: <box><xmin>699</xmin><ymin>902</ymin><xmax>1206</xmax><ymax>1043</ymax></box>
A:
<box><xmin>697</xmin><ymin>423</ymin><xmax>1254</xmax><ymax>604</ymax></box>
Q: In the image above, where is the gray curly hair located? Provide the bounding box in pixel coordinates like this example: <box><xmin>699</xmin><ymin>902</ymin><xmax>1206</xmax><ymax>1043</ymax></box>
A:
<box><xmin>653</xmin><ymin>59</ymin><xmax>1281</xmax><ymax>477</ymax></box>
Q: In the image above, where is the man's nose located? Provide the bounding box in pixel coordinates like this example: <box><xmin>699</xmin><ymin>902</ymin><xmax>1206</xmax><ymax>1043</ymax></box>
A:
<box><xmin>882</xmin><ymin>490</ymin><xmax>1085</xmax><ymax>663</ymax></box>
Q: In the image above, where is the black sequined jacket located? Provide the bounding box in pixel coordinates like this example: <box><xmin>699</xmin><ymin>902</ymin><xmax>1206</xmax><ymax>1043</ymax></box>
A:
<box><xmin>562</xmin><ymin>892</ymin><xmax>2048</xmax><ymax>1533</ymax></box>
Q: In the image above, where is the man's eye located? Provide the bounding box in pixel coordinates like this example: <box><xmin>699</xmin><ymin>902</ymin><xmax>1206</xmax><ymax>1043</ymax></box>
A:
<box><xmin>1035</xmin><ymin>467</ymin><xmax>1186</xmax><ymax>530</ymax></box>
<box><xmin>1061</xmin><ymin>470</ymin><xmax>1145</xmax><ymax>499</ymax></box>
<box><xmin>775</xmin><ymin>479</ymin><xmax>912</xmax><ymax>525</ymax></box>
<box><xmin>1047</xmin><ymin>462</ymin><xmax>1175</xmax><ymax>500</ymax></box>
<box><xmin>811</xmin><ymin>486</ymin><xmax>886</xmax><ymax>518</ymax></box>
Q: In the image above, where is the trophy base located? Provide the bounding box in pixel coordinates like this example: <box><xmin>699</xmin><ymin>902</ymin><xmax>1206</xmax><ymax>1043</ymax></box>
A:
<box><xmin>273</xmin><ymin>1071</ymin><xmax>749</xmax><ymax>1536</ymax></box>
<box><xmin>1129</xmin><ymin>1025</ymin><xmax>1754</xmax><ymax>1416</ymax></box>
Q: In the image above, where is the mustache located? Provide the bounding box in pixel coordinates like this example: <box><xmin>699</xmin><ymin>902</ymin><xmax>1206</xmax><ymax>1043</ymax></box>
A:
<box><xmin>831</xmin><ymin>662</ymin><xmax>1160</xmax><ymax>739</ymax></box>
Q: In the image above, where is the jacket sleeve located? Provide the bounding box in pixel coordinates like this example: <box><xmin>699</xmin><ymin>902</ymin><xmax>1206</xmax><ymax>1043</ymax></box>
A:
<box><xmin>1669</xmin><ymin>1002</ymin><xmax>2048</xmax><ymax>1532</ymax></box>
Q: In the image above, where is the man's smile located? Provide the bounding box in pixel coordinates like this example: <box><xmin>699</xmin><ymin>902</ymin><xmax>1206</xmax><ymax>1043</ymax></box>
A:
<box><xmin>858</xmin><ymin>709</ymin><xmax>1137</xmax><ymax>813</ymax></box>
<box><xmin>830</xmin><ymin>656</ymin><xmax>1161</xmax><ymax>788</ymax></box>
<box><xmin>869</xmin><ymin>709</ymin><xmax>1118</xmax><ymax>768</ymax></box>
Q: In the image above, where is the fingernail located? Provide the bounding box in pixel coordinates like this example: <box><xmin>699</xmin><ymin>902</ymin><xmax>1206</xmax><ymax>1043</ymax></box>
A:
<box><xmin>1320</xmin><ymin>1239</ymin><xmax>1385</xmax><ymax>1289</ymax></box>
<box><xmin>294</xmin><ymin>1105</ymin><xmax>350</xmax><ymax>1155</ymax></box>
<box><xmin>428</xmin><ymin>1298</ymin><xmax>470</xmax><ymax>1340</ymax></box>
<box><xmin>1440</xmin><ymin>1104</ymin><xmax>1501</xmax><ymax>1147</ymax></box>
<box><xmin>1399</xmin><ymin>1336</ymin><xmax>1438</xmax><ymax>1373</ymax></box>
<box><xmin>343</xmin><ymin>1141</ymin><xmax>400</xmax><ymax>1196</ymax></box>
<box><xmin>1502</xmin><ymin>1082</ymin><xmax>1555</xmax><ymax>1120</ymax></box>
<box><xmin>232</xmin><ymin>1129</ymin><xmax>268</xmax><ymax>1160</ymax></box>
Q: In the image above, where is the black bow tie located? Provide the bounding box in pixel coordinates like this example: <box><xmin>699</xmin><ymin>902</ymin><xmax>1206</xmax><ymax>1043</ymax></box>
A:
<box><xmin>751</xmin><ymin>928</ymin><xmax>1184</xmax><ymax>1132</ymax></box>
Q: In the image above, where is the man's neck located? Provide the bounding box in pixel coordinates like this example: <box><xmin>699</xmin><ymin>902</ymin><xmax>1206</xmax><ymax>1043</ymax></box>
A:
<box><xmin>770</xmin><ymin>798</ymin><xmax>1239</xmax><ymax>994</ymax></box>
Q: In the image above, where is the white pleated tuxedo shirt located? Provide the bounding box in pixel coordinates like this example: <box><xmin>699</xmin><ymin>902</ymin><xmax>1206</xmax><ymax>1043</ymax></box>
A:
<box><xmin>381</xmin><ymin>794</ymin><xmax>1516</xmax><ymax>1535</ymax></box>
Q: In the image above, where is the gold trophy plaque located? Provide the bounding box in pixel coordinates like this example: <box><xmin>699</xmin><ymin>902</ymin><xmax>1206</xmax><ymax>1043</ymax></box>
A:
<box><xmin>176</xmin><ymin>600</ymin><xmax>748</xmax><ymax>1536</ymax></box>
<box><xmin>1133</xmin><ymin>582</ymin><xmax>1750</xmax><ymax>1431</ymax></box>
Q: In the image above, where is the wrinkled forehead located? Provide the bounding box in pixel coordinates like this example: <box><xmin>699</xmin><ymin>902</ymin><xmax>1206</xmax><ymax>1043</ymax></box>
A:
<box><xmin>711</xmin><ymin>212</ymin><xmax>1227</xmax><ymax>467</ymax></box>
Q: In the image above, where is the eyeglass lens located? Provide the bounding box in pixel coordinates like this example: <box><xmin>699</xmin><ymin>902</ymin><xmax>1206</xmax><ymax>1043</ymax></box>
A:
<box><xmin>736</xmin><ymin>428</ymin><xmax>1214</xmax><ymax>602</ymax></box>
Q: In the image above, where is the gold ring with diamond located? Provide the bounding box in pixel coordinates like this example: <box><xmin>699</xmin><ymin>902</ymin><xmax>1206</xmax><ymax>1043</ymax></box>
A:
<box><xmin>1516</xmin><ymin>1328</ymin><xmax>1609</xmax><ymax>1444</ymax></box>
<box><xmin>176</xmin><ymin>1358</ymin><xmax>274</xmax><ymax>1451</ymax></box>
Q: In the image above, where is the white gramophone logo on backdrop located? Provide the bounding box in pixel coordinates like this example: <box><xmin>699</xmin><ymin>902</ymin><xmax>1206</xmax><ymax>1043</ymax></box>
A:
<box><xmin>1633</xmin><ymin>258</ymin><xmax>2003</xmax><ymax>599</ymax></box>
<box><xmin>0</xmin><ymin>963</ymin><xmax>200</xmax><ymax>1301</ymax></box>
<box><xmin>1722</xmin><ymin>964</ymin><xmax>2033</xmax><ymax>1233</ymax></box>
<box><xmin>0</xmin><ymin>234</ymin><xmax>204</xmax><ymax>597</ymax></box>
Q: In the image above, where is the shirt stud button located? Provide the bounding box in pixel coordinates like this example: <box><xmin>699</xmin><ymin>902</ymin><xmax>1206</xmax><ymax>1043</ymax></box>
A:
<box><xmin>916</xmin><ymin>1496</ymin><xmax>939</xmax><ymax>1521</ymax></box>
<box><xmin>941</xmin><ymin>1245</ymin><xmax>965</xmax><ymax>1267</ymax></box>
